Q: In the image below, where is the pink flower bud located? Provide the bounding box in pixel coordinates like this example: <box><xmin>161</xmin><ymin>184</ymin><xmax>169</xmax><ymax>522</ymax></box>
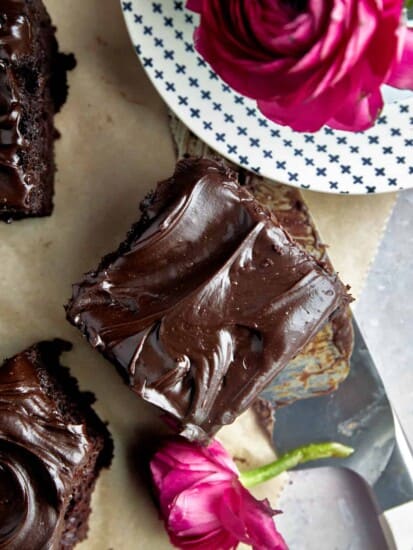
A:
<box><xmin>150</xmin><ymin>438</ymin><xmax>287</xmax><ymax>550</ymax></box>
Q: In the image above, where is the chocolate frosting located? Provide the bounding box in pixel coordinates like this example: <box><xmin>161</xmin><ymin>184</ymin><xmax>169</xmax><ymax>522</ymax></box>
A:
<box><xmin>0</xmin><ymin>341</ymin><xmax>89</xmax><ymax>550</ymax></box>
<box><xmin>68</xmin><ymin>159</ymin><xmax>348</xmax><ymax>441</ymax></box>
<box><xmin>0</xmin><ymin>1</ymin><xmax>31</xmax><ymax>60</ymax></box>
<box><xmin>0</xmin><ymin>1</ymin><xmax>32</xmax><ymax>211</ymax></box>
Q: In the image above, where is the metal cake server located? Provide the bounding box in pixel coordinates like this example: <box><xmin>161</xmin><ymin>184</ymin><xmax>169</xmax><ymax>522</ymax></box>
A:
<box><xmin>263</xmin><ymin>321</ymin><xmax>413</xmax><ymax>549</ymax></box>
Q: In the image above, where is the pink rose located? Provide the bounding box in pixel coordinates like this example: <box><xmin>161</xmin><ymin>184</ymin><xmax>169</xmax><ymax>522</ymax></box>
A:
<box><xmin>150</xmin><ymin>438</ymin><xmax>287</xmax><ymax>550</ymax></box>
<box><xmin>187</xmin><ymin>0</ymin><xmax>413</xmax><ymax>132</ymax></box>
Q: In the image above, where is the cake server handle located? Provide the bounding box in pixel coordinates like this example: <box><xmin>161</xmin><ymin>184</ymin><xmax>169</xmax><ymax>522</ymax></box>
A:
<box><xmin>378</xmin><ymin>413</ymin><xmax>413</xmax><ymax>550</ymax></box>
<box><xmin>380</xmin><ymin>502</ymin><xmax>413</xmax><ymax>550</ymax></box>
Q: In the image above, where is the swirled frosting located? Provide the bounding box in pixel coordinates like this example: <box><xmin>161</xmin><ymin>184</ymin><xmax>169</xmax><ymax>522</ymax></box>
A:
<box><xmin>67</xmin><ymin>158</ymin><xmax>349</xmax><ymax>441</ymax></box>
<box><xmin>0</xmin><ymin>341</ymin><xmax>90</xmax><ymax>550</ymax></box>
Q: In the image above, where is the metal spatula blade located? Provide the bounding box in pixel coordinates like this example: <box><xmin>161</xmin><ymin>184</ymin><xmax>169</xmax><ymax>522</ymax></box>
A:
<box><xmin>263</xmin><ymin>320</ymin><xmax>413</xmax><ymax>548</ymax></box>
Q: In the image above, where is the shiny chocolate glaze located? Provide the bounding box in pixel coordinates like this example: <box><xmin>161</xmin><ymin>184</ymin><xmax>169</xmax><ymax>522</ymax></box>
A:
<box><xmin>0</xmin><ymin>1</ymin><xmax>32</xmax><ymax>210</ymax></box>
<box><xmin>0</xmin><ymin>1</ymin><xmax>31</xmax><ymax>60</ymax></box>
<box><xmin>0</xmin><ymin>341</ymin><xmax>89</xmax><ymax>550</ymax></box>
<box><xmin>68</xmin><ymin>159</ymin><xmax>349</xmax><ymax>441</ymax></box>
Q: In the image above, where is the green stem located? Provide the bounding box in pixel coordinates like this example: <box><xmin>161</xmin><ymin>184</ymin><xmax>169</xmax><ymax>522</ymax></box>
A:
<box><xmin>239</xmin><ymin>442</ymin><xmax>354</xmax><ymax>489</ymax></box>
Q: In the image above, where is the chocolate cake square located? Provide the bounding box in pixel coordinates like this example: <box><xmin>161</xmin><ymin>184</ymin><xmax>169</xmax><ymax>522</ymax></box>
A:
<box><xmin>0</xmin><ymin>340</ymin><xmax>112</xmax><ymax>549</ymax></box>
<box><xmin>66</xmin><ymin>158</ymin><xmax>350</xmax><ymax>441</ymax></box>
<box><xmin>0</xmin><ymin>0</ymin><xmax>74</xmax><ymax>222</ymax></box>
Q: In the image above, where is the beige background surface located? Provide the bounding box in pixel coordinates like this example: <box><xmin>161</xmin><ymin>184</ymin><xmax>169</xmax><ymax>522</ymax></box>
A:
<box><xmin>0</xmin><ymin>1</ymin><xmax>397</xmax><ymax>548</ymax></box>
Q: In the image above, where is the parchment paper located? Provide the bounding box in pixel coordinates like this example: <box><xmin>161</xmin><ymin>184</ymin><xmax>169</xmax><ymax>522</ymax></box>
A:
<box><xmin>0</xmin><ymin>1</ymin><xmax>397</xmax><ymax>548</ymax></box>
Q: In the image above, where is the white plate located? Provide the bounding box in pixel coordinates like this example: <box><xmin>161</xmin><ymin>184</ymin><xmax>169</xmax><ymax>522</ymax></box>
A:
<box><xmin>122</xmin><ymin>1</ymin><xmax>413</xmax><ymax>194</ymax></box>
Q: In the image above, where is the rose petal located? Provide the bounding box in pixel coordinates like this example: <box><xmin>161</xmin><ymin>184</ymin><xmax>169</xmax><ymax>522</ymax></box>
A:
<box><xmin>167</xmin><ymin>481</ymin><xmax>240</xmax><ymax>549</ymax></box>
<box><xmin>153</xmin><ymin>438</ymin><xmax>238</xmax><ymax>474</ymax></box>
<box><xmin>151</xmin><ymin>438</ymin><xmax>239</xmax><ymax>519</ymax></box>
<box><xmin>218</xmin><ymin>484</ymin><xmax>288</xmax><ymax>550</ymax></box>
<box><xmin>186</xmin><ymin>0</ymin><xmax>203</xmax><ymax>12</ymax></box>
<box><xmin>205</xmin><ymin>439</ymin><xmax>240</xmax><ymax>475</ymax></box>
<box><xmin>257</xmin><ymin>76</ymin><xmax>354</xmax><ymax>132</ymax></box>
<box><xmin>169</xmin><ymin>481</ymin><xmax>232</xmax><ymax>535</ymax></box>
<box><xmin>329</xmin><ymin>89</ymin><xmax>383</xmax><ymax>131</ymax></box>
<box><xmin>169</xmin><ymin>526</ymin><xmax>238</xmax><ymax>550</ymax></box>
<box><xmin>155</xmin><ymin>468</ymin><xmax>230</xmax><ymax>512</ymax></box>
<box><xmin>387</xmin><ymin>28</ymin><xmax>413</xmax><ymax>89</ymax></box>
<box><xmin>242</xmin><ymin>492</ymin><xmax>287</xmax><ymax>550</ymax></box>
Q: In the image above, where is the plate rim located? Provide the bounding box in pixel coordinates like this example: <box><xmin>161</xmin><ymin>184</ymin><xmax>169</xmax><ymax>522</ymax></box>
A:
<box><xmin>121</xmin><ymin>0</ymin><xmax>411</xmax><ymax>196</ymax></box>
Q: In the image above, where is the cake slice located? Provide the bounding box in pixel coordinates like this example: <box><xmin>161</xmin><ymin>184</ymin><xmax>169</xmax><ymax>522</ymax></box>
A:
<box><xmin>0</xmin><ymin>340</ymin><xmax>113</xmax><ymax>549</ymax></box>
<box><xmin>66</xmin><ymin>158</ymin><xmax>350</xmax><ymax>442</ymax></box>
<box><xmin>0</xmin><ymin>0</ymin><xmax>74</xmax><ymax>221</ymax></box>
<box><xmin>168</xmin><ymin>117</ymin><xmax>354</xmax><ymax>435</ymax></box>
